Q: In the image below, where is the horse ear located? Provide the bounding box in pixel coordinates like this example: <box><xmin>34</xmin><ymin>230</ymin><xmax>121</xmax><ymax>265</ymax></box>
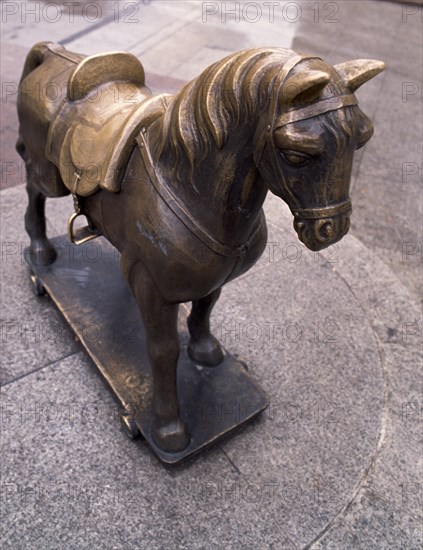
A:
<box><xmin>334</xmin><ymin>59</ymin><xmax>386</xmax><ymax>92</ymax></box>
<box><xmin>280</xmin><ymin>70</ymin><xmax>330</xmax><ymax>103</ymax></box>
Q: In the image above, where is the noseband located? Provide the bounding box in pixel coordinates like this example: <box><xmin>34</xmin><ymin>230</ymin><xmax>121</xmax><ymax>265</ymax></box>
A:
<box><xmin>254</xmin><ymin>55</ymin><xmax>357</xmax><ymax>221</ymax></box>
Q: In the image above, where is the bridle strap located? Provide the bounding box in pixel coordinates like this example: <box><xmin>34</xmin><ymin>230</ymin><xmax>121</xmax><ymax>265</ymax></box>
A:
<box><xmin>262</xmin><ymin>55</ymin><xmax>321</xmax><ymax>209</ymax></box>
<box><xmin>254</xmin><ymin>55</ymin><xmax>357</xmax><ymax>219</ymax></box>
<box><xmin>253</xmin><ymin>54</ymin><xmax>310</xmax><ymax>168</ymax></box>
<box><xmin>274</xmin><ymin>94</ymin><xmax>357</xmax><ymax>129</ymax></box>
<box><xmin>292</xmin><ymin>199</ymin><xmax>352</xmax><ymax>220</ymax></box>
<box><xmin>136</xmin><ymin>131</ymin><xmax>262</xmax><ymax>258</ymax></box>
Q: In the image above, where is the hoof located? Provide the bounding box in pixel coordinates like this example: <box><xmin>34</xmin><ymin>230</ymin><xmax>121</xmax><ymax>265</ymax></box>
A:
<box><xmin>151</xmin><ymin>418</ymin><xmax>190</xmax><ymax>453</ymax></box>
<box><xmin>188</xmin><ymin>335</ymin><xmax>224</xmax><ymax>367</ymax></box>
<box><xmin>26</xmin><ymin>241</ymin><xmax>57</xmax><ymax>266</ymax></box>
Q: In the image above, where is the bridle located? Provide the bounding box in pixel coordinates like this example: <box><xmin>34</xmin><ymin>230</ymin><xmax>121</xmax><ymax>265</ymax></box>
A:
<box><xmin>134</xmin><ymin>55</ymin><xmax>357</xmax><ymax>258</ymax></box>
<box><xmin>253</xmin><ymin>54</ymin><xmax>357</xmax><ymax>221</ymax></box>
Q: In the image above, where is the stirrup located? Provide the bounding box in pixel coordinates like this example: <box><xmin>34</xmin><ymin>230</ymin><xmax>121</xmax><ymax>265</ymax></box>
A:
<box><xmin>67</xmin><ymin>212</ymin><xmax>101</xmax><ymax>245</ymax></box>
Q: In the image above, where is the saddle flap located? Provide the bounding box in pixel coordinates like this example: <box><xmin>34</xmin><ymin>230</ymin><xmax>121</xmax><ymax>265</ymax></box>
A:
<box><xmin>68</xmin><ymin>51</ymin><xmax>145</xmax><ymax>101</ymax></box>
<box><xmin>52</xmin><ymin>91</ymin><xmax>170</xmax><ymax>197</ymax></box>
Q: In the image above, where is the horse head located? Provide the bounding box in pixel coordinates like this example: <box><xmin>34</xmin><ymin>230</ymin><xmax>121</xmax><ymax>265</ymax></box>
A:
<box><xmin>254</xmin><ymin>56</ymin><xmax>385</xmax><ymax>251</ymax></box>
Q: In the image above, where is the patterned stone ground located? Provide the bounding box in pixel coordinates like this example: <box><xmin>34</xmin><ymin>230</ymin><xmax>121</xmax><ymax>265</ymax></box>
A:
<box><xmin>1</xmin><ymin>1</ymin><xmax>421</xmax><ymax>548</ymax></box>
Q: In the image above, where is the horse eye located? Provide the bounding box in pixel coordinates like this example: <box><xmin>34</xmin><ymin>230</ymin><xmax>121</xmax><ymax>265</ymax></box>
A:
<box><xmin>280</xmin><ymin>151</ymin><xmax>311</xmax><ymax>167</ymax></box>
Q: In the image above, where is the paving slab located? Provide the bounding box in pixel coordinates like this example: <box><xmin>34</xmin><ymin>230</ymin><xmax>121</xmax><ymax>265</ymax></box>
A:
<box><xmin>1</xmin><ymin>0</ymin><xmax>422</xmax><ymax>548</ymax></box>
<box><xmin>1</xmin><ymin>183</ymin><xmax>421</xmax><ymax>549</ymax></box>
<box><xmin>310</xmin><ymin>487</ymin><xmax>422</xmax><ymax>550</ymax></box>
<box><xmin>292</xmin><ymin>1</ymin><xmax>402</xmax><ymax>64</ymax></box>
<box><xmin>348</xmin><ymin>68</ymin><xmax>422</xmax><ymax>306</ymax></box>
<box><xmin>1</xmin><ymin>187</ymin><xmax>79</xmax><ymax>385</ymax></box>
<box><xmin>293</xmin><ymin>0</ymin><xmax>423</xmax><ymax>307</ymax></box>
<box><xmin>2</xmin><ymin>353</ymin><xmax>297</xmax><ymax>550</ymax></box>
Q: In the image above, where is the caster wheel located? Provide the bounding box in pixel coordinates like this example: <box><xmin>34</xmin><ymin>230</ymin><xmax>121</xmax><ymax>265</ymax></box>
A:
<box><xmin>120</xmin><ymin>414</ymin><xmax>141</xmax><ymax>440</ymax></box>
<box><xmin>30</xmin><ymin>272</ymin><xmax>45</xmax><ymax>297</ymax></box>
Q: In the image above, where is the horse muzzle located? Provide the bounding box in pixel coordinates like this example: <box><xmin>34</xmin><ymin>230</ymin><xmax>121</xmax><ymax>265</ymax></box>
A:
<box><xmin>292</xmin><ymin>200</ymin><xmax>352</xmax><ymax>251</ymax></box>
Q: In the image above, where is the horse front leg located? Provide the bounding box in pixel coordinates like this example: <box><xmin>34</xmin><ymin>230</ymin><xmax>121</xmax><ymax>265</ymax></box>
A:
<box><xmin>123</xmin><ymin>258</ymin><xmax>190</xmax><ymax>453</ymax></box>
<box><xmin>188</xmin><ymin>288</ymin><xmax>224</xmax><ymax>366</ymax></box>
<box><xmin>24</xmin><ymin>175</ymin><xmax>57</xmax><ymax>266</ymax></box>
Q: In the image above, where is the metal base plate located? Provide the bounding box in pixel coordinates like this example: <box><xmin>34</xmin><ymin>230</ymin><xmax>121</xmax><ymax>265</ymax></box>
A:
<box><xmin>26</xmin><ymin>235</ymin><xmax>269</xmax><ymax>464</ymax></box>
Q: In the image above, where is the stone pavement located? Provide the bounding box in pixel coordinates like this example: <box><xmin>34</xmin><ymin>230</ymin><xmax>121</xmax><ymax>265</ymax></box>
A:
<box><xmin>1</xmin><ymin>1</ymin><xmax>422</xmax><ymax>549</ymax></box>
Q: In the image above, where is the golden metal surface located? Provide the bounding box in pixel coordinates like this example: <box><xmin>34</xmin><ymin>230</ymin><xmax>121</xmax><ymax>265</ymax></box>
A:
<box><xmin>17</xmin><ymin>42</ymin><xmax>385</xmax><ymax>455</ymax></box>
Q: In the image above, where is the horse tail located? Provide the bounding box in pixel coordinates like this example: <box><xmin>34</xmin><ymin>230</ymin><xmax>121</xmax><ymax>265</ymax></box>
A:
<box><xmin>16</xmin><ymin>41</ymin><xmax>70</xmax><ymax>198</ymax></box>
<box><xmin>16</xmin><ymin>42</ymin><xmax>55</xmax><ymax>160</ymax></box>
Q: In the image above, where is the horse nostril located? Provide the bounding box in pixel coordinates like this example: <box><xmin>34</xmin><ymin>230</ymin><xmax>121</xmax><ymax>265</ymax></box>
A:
<box><xmin>319</xmin><ymin>221</ymin><xmax>333</xmax><ymax>240</ymax></box>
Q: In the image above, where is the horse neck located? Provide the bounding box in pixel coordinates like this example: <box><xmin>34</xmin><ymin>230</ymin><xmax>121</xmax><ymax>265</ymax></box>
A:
<box><xmin>150</xmin><ymin>120</ymin><xmax>267</xmax><ymax>246</ymax></box>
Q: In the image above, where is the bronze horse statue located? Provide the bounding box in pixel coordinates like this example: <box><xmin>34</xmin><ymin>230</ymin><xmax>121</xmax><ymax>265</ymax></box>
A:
<box><xmin>17</xmin><ymin>42</ymin><xmax>384</xmax><ymax>453</ymax></box>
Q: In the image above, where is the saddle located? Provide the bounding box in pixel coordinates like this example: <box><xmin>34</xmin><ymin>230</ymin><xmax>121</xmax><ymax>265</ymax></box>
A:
<box><xmin>46</xmin><ymin>50</ymin><xmax>170</xmax><ymax>197</ymax></box>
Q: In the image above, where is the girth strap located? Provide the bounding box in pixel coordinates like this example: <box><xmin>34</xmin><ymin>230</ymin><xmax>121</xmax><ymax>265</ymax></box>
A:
<box><xmin>136</xmin><ymin>131</ymin><xmax>261</xmax><ymax>258</ymax></box>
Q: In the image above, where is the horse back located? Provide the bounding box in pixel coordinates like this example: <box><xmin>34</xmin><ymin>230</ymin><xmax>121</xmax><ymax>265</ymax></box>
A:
<box><xmin>18</xmin><ymin>43</ymin><xmax>84</xmax><ymax>126</ymax></box>
<box><xmin>17</xmin><ymin>43</ymin><xmax>84</xmax><ymax>196</ymax></box>
<box><xmin>17</xmin><ymin>42</ymin><xmax>155</xmax><ymax>198</ymax></box>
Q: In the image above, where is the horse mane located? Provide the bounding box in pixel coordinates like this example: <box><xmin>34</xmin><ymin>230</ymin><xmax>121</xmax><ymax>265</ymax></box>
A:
<box><xmin>152</xmin><ymin>48</ymin><xmax>367</xmax><ymax>186</ymax></box>
<box><xmin>153</xmin><ymin>48</ymin><xmax>294</xmax><ymax>182</ymax></box>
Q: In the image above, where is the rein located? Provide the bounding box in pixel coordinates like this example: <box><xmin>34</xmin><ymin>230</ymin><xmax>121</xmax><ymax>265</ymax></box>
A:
<box><xmin>136</xmin><ymin>130</ymin><xmax>262</xmax><ymax>258</ymax></box>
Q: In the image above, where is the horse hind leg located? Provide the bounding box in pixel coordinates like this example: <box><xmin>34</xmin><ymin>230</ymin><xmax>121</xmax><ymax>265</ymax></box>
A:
<box><xmin>18</xmin><ymin>139</ymin><xmax>58</xmax><ymax>266</ymax></box>
<box><xmin>25</xmin><ymin>183</ymin><xmax>58</xmax><ymax>266</ymax></box>
<box><xmin>187</xmin><ymin>288</ymin><xmax>224</xmax><ymax>366</ymax></box>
